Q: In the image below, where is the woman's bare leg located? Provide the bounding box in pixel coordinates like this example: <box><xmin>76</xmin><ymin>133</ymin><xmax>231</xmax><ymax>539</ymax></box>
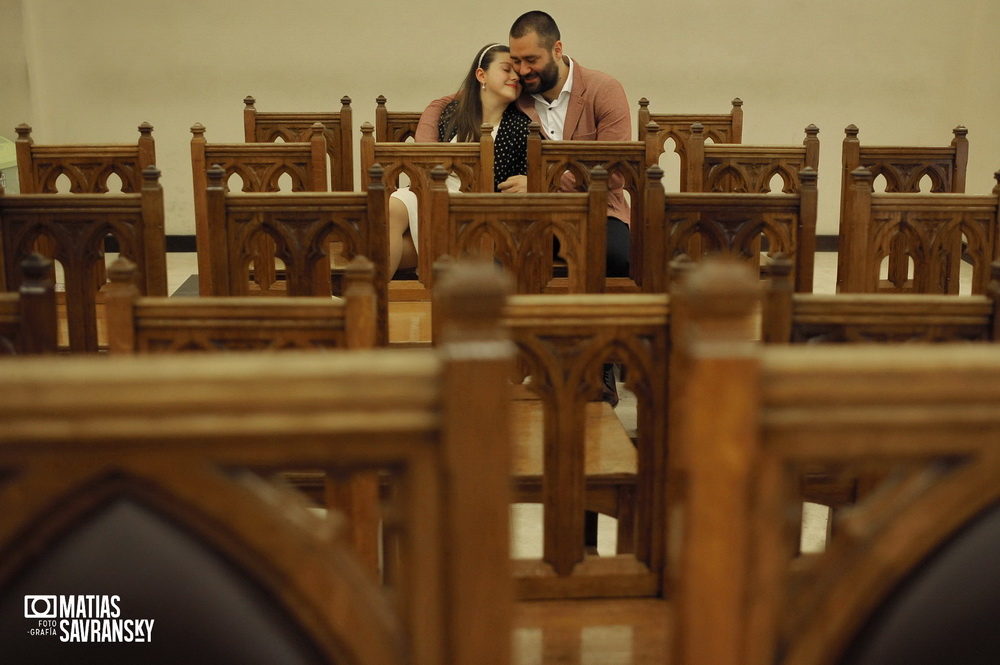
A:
<box><xmin>388</xmin><ymin>197</ymin><xmax>417</xmax><ymax>278</ymax></box>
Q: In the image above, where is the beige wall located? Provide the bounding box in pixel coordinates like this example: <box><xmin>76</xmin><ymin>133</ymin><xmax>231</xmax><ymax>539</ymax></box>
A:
<box><xmin>3</xmin><ymin>0</ymin><xmax>998</xmax><ymax>237</ymax></box>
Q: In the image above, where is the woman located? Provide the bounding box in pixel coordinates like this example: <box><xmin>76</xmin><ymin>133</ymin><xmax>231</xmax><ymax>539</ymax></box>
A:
<box><xmin>388</xmin><ymin>43</ymin><xmax>531</xmax><ymax>277</ymax></box>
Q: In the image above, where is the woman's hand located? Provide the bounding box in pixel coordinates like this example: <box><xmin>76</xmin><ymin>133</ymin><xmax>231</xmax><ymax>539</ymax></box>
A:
<box><xmin>498</xmin><ymin>175</ymin><xmax>528</xmax><ymax>193</ymax></box>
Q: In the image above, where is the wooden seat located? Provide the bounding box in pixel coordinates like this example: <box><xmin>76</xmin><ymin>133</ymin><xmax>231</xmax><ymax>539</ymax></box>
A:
<box><xmin>374</xmin><ymin>95</ymin><xmax>422</xmax><ymax>142</ymax></box>
<box><xmin>15</xmin><ymin>122</ymin><xmax>156</xmax><ymax>194</ymax></box>
<box><xmin>526</xmin><ymin>122</ymin><xmax>661</xmax><ymax>289</ymax></box>
<box><xmin>838</xmin><ymin>125</ymin><xmax>970</xmax><ymax>293</ymax></box>
<box><xmin>643</xmin><ymin>164</ymin><xmax>818</xmax><ymax>293</ymax></box>
<box><xmin>201</xmin><ymin>164</ymin><xmax>390</xmax><ymax>345</ymax></box>
<box><xmin>190</xmin><ymin>122</ymin><xmax>328</xmax><ymax>296</ymax></box>
<box><xmin>0</xmin><ymin>253</ymin><xmax>57</xmax><ymax>355</ymax></box>
<box><xmin>668</xmin><ymin>258</ymin><xmax>1000</xmax><ymax>665</ymax></box>
<box><xmin>428</xmin><ymin>165</ymin><xmax>610</xmax><ymax>295</ymax></box>
<box><xmin>838</xmin><ymin>167</ymin><xmax>1000</xmax><ymax>294</ymax></box>
<box><xmin>0</xmin><ymin>166</ymin><xmax>167</xmax><ymax>352</ymax></box>
<box><xmin>0</xmin><ymin>264</ymin><xmax>514</xmax><ymax>665</ymax></box>
<box><xmin>243</xmin><ymin>95</ymin><xmax>354</xmax><ymax>191</ymax></box>
<box><xmin>360</xmin><ymin>121</ymin><xmax>494</xmax><ymax>293</ymax></box>
<box><xmin>637</xmin><ymin>97</ymin><xmax>744</xmax><ymax>190</ymax></box>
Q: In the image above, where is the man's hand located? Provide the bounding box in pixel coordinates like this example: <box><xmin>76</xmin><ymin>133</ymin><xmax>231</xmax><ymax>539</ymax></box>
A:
<box><xmin>498</xmin><ymin>175</ymin><xmax>528</xmax><ymax>193</ymax></box>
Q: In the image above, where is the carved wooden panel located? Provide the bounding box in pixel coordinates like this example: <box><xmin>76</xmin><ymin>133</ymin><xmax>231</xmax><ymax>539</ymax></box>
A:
<box><xmin>644</xmin><ymin>165</ymin><xmax>818</xmax><ymax>293</ymax></box>
<box><xmin>374</xmin><ymin>95</ymin><xmax>422</xmax><ymax>143</ymax></box>
<box><xmin>839</xmin><ymin>168</ymin><xmax>1000</xmax><ymax>294</ymax></box>
<box><xmin>503</xmin><ymin>292</ymin><xmax>670</xmax><ymax>599</ymax></box>
<box><xmin>0</xmin><ymin>168</ymin><xmax>167</xmax><ymax>352</ymax></box>
<box><xmin>637</xmin><ymin>97</ymin><xmax>744</xmax><ymax>191</ymax></box>
<box><xmin>243</xmin><ymin>95</ymin><xmax>354</xmax><ymax>191</ymax></box>
<box><xmin>692</xmin><ymin>124</ymin><xmax>820</xmax><ymax>194</ymax></box>
<box><xmin>15</xmin><ymin>123</ymin><xmax>156</xmax><ymax>194</ymax></box>
<box><xmin>429</xmin><ymin>165</ymin><xmax>609</xmax><ymax>295</ymax></box>
<box><xmin>203</xmin><ymin>166</ymin><xmax>390</xmax><ymax>345</ymax></box>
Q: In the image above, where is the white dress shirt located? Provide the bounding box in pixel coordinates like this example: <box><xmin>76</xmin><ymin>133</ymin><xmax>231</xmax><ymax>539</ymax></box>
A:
<box><xmin>531</xmin><ymin>56</ymin><xmax>574</xmax><ymax>140</ymax></box>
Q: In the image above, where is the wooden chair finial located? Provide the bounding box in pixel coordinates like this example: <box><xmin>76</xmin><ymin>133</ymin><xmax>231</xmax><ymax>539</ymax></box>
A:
<box><xmin>15</xmin><ymin>123</ymin><xmax>32</xmax><ymax>140</ymax></box>
<box><xmin>375</xmin><ymin>94</ymin><xmax>387</xmax><ymax>107</ymax></box>
<box><xmin>844</xmin><ymin>124</ymin><xmax>860</xmax><ymax>138</ymax></box>
<box><xmin>190</xmin><ymin>122</ymin><xmax>206</xmax><ymax>137</ymax></box>
<box><xmin>340</xmin><ymin>95</ymin><xmax>352</xmax><ymax>109</ymax></box>
<box><xmin>953</xmin><ymin>125</ymin><xmax>969</xmax><ymax>139</ymax></box>
<box><xmin>731</xmin><ymin>97</ymin><xmax>744</xmax><ymax>108</ymax></box>
<box><xmin>360</xmin><ymin>122</ymin><xmax>374</xmax><ymax>138</ymax></box>
<box><xmin>243</xmin><ymin>95</ymin><xmax>256</xmax><ymax>109</ymax></box>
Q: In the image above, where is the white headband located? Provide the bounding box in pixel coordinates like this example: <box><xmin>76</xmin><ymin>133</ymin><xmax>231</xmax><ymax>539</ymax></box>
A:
<box><xmin>477</xmin><ymin>43</ymin><xmax>504</xmax><ymax>70</ymax></box>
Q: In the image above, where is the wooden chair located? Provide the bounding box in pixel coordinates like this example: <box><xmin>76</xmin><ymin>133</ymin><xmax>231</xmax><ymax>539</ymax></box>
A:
<box><xmin>526</xmin><ymin>122</ymin><xmax>661</xmax><ymax>289</ymax></box>
<box><xmin>374</xmin><ymin>95</ymin><xmax>422</xmax><ymax>142</ymax></box>
<box><xmin>637</xmin><ymin>97</ymin><xmax>744</xmax><ymax>191</ymax></box>
<box><xmin>499</xmin><ymin>287</ymin><xmax>671</xmax><ymax>601</ymax></box>
<box><xmin>201</xmin><ymin>164</ymin><xmax>391</xmax><ymax>345</ymax></box>
<box><xmin>15</xmin><ymin>122</ymin><xmax>156</xmax><ymax>194</ymax></box>
<box><xmin>643</xmin><ymin>164</ymin><xmax>819</xmax><ymax>293</ymax></box>
<box><xmin>0</xmin><ymin>166</ymin><xmax>167</xmax><ymax>352</ymax></box>
<box><xmin>360</xmin><ymin>121</ymin><xmax>494</xmax><ymax>287</ymax></box>
<box><xmin>428</xmin><ymin>165</ymin><xmax>610</xmax><ymax>295</ymax></box>
<box><xmin>243</xmin><ymin>95</ymin><xmax>354</xmax><ymax>191</ymax></box>
<box><xmin>0</xmin><ymin>253</ymin><xmax>57</xmax><ymax>355</ymax></box>
<box><xmin>668</xmin><ymin>258</ymin><xmax>1000</xmax><ymax>665</ymax></box>
<box><xmin>838</xmin><ymin>167</ymin><xmax>1000</xmax><ymax>294</ymax></box>
<box><xmin>0</xmin><ymin>267</ymin><xmax>514</xmax><ymax>665</ymax></box>
<box><xmin>687</xmin><ymin>122</ymin><xmax>820</xmax><ymax>194</ymax></box>
<box><xmin>838</xmin><ymin>125</ymin><xmax>970</xmax><ymax>293</ymax></box>
<box><xmin>106</xmin><ymin>254</ymin><xmax>377</xmax><ymax>354</ymax></box>
<box><xmin>190</xmin><ymin>122</ymin><xmax>327</xmax><ymax>296</ymax></box>
<box><xmin>13</xmin><ymin>122</ymin><xmax>158</xmax><ymax>301</ymax></box>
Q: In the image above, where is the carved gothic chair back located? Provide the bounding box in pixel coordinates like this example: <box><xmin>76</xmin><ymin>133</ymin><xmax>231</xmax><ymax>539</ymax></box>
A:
<box><xmin>191</xmin><ymin>122</ymin><xmax>328</xmax><ymax>296</ymax></box>
<box><xmin>686</xmin><ymin>122</ymin><xmax>820</xmax><ymax>194</ymax></box>
<box><xmin>14</xmin><ymin>122</ymin><xmax>157</xmax><ymax>290</ymax></box>
<box><xmin>202</xmin><ymin>164</ymin><xmax>390</xmax><ymax>346</ymax></box>
<box><xmin>15</xmin><ymin>122</ymin><xmax>156</xmax><ymax>194</ymax></box>
<box><xmin>360</xmin><ymin>122</ymin><xmax>495</xmax><ymax>284</ymax></box>
<box><xmin>668</xmin><ymin>258</ymin><xmax>1000</xmax><ymax>665</ymax></box>
<box><xmin>761</xmin><ymin>256</ymin><xmax>1000</xmax><ymax>516</ymax></box>
<box><xmin>0</xmin><ymin>253</ymin><xmax>57</xmax><ymax>355</ymax></box>
<box><xmin>428</xmin><ymin>165</ymin><xmax>609</xmax><ymax>295</ymax></box>
<box><xmin>243</xmin><ymin>95</ymin><xmax>354</xmax><ymax>191</ymax></box>
<box><xmin>0</xmin><ymin>269</ymin><xmax>514</xmax><ymax>665</ymax></box>
<box><xmin>838</xmin><ymin>125</ymin><xmax>973</xmax><ymax>292</ymax></box>
<box><xmin>637</xmin><ymin>97</ymin><xmax>744</xmax><ymax>190</ymax></box>
<box><xmin>838</xmin><ymin>167</ymin><xmax>1000</xmax><ymax>294</ymax></box>
<box><xmin>374</xmin><ymin>95</ymin><xmax>423</xmax><ymax>143</ymax></box>
<box><xmin>0</xmin><ymin>166</ymin><xmax>167</xmax><ymax>352</ymax></box>
<box><xmin>643</xmin><ymin>164</ymin><xmax>818</xmax><ymax>293</ymax></box>
<box><xmin>495</xmin><ymin>286</ymin><xmax>671</xmax><ymax>601</ymax></box>
<box><xmin>526</xmin><ymin>122</ymin><xmax>661</xmax><ymax>289</ymax></box>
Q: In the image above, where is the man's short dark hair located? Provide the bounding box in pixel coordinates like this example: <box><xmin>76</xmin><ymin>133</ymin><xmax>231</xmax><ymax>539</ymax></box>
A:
<box><xmin>509</xmin><ymin>11</ymin><xmax>561</xmax><ymax>50</ymax></box>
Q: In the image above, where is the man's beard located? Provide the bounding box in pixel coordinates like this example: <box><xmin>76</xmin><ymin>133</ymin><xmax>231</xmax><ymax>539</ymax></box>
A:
<box><xmin>521</xmin><ymin>57</ymin><xmax>560</xmax><ymax>95</ymax></box>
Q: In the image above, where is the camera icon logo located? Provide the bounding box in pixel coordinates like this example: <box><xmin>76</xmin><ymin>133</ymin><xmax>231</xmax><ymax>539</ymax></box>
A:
<box><xmin>24</xmin><ymin>595</ymin><xmax>57</xmax><ymax>619</ymax></box>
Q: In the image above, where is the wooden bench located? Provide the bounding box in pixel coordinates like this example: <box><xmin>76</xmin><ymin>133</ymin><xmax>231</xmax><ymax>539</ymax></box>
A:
<box><xmin>454</xmin><ymin>276</ymin><xmax>672</xmax><ymax>601</ymax></box>
<box><xmin>360</xmin><ymin>121</ymin><xmax>494</xmax><ymax>296</ymax></box>
<box><xmin>201</xmin><ymin>164</ymin><xmax>391</xmax><ymax>345</ymax></box>
<box><xmin>838</xmin><ymin>124</ymin><xmax>969</xmax><ymax>293</ymax></box>
<box><xmin>243</xmin><ymin>95</ymin><xmax>354</xmax><ymax>191</ymax></box>
<box><xmin>0</xmin><ymin>166</ymin><xmax>167</xmax><ymax>352</ymax></box>
<box><xmin>428</xmin><ymin>165</ymin><xmax>610</xmax><ymax>296</ymax></box>
<box><xmin>191</xmin><ymin>122</ymin><xmax>328</xmax><ymax>295</ymax></box>
<box><xmin>668</xmin><ymin>257</ymin><xmax>1000</xmax><ymax>665</ymax></box>
<box><xmin>15</xmin><ymin>122</ymin><xmax>156</xmax><ymax>194</ymax></box>
<box><xmin>374</xmin><ymin>95</ymin><xmax>422</xmax><ymax>143</ymax></box>
<box><xmin>637</xmin><ymin>97</ymin><xmax>744</xmax><ymax>191</ymax></box>
<box><xmin>0</xmin><ymin>263</ymin><xmax>514</xmax><ymax>665</ymax></box>
<box><xmin>839</xmin><ymin>167</ymin><xmax>1000</xmax><ymax>294</ymax></box>
<box><xmin>526</xmin><ymin>122</ymin><xmax>661</xmax><ymax>289</ymax></box>
<box><xmin>643</xmin><ymin>163</ymin><xmax>818</xmax><ymax>293</ymax></box>
<box><xmin>0</xmin><ymin>253</ymin><xmax>57</xmax><ymax>355</ymax></box>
